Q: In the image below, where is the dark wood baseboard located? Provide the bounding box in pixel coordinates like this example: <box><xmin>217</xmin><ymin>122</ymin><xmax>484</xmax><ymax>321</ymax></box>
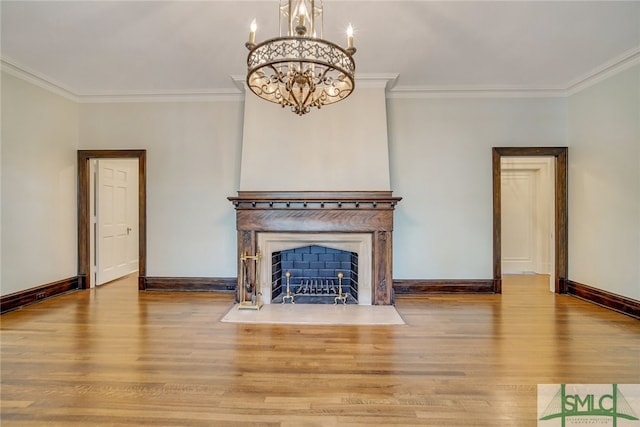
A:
<box><xmin>393</xmin><ymin>279</ymin><xmax>496</xmax><ymax>294</ymax></box>
<box><xmin>566</xmin><ymin>280</ymin><xmax>640</xmax><ymax>319</ymax></box>
<box><xmin>1</xmin><ymin>276</ymin><xmax>80</xmax><ymax>314</ymax></box>
<box><xmin>145</xmin><ymin>276</ymin><xmax>495</xmax><ymax>296</ymax></box>
<box><xmin>142</xmin><ymin>277</ymin><xmax>237</xmax><ymax>292</ymax></box>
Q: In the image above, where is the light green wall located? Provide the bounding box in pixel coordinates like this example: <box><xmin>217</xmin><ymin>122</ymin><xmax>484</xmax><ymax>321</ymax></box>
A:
<box><xmin>78</xmin><ymin>101</ymin><xmax>244</xmax><ymax>277</ymax></box>
<box><xmin>241</xmin><ymin>86</ymin><xmax>391</xmax><ymax>191</ymax></box>
<box><xmin>1</xmin><ymin>72</ymin><xmax>78</xmax><ymax>295</ymax></box>
<box><xmin>387</xmin><ymin>96</ymin><xmax>568</xmax><ymax>279</ymax></box>
<box><xmin>3</xmin><ymin>64</ymin><xmax>638</xmax><ymax>302</ymax></box>
<box><xmin>568</xmin><ymin>64</ymin><xmax>640</xmax><ymax>300</ymax></box>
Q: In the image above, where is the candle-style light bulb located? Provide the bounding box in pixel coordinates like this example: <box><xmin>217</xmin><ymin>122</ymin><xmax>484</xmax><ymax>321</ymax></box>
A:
<box><xmin>298</xmin><ymin>3</ymin><xmax>307</xmax><ymax>27</ymax></box>
<box><xmin>249</xmin><ymin>19</ymin><xmax>257</xmax><ymax>45</ymax></box>
<box><xmin>347</xmin><ymin>24</ymin><xmax>354</xmax><ymax>49</ymax></box>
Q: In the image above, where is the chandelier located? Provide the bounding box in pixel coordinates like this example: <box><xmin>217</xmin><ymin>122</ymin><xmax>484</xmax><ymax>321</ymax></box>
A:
<box><xmin>245</xmin><ymin>0</ymin><xmax>356</xmax><ymax>116</ymax></box>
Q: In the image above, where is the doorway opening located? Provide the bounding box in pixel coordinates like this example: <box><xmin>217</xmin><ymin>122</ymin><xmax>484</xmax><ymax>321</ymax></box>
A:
<box><xmin>501</xmin><ymin>157</ymin><xmax>554</xmax><ymax>291</ymax></box>
<box><xmin>492</xmin><ymin>147</ymin><xmax>567</xmax><ymax>294</ymax></box>
<box><xmin>78</xmin><ymin>150</ymin><xmax>147</xmax><ymax>290</ymax></box>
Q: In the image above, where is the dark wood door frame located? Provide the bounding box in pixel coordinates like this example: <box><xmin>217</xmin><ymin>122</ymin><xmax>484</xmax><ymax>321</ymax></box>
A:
<box><xmin>492</xmin><ymin>147</ymin><xmax>568</xmax><ymax>294</ymax></box>
<box><xmin>78</xmin><ymin>150</ymin><xmax>147</xmax><ymax>290</ymax></box>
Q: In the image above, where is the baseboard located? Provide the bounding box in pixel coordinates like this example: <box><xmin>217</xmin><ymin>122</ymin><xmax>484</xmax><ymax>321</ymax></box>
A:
<box><xmin>1</xmin><ymin>276</ymin><xmax>80</xmax><ymax>314</ymax></box>
<box><xmin>142</xmin><ymin>276</ymin><xmax>495</xmax><ymax>294</ymax></box>
<box><xmin>142</xmin><ymin>276</ymin><xmax>236</xmax><ymax>292</ymax></box>
<box><xmin>393</xmin><ymin>279</ymin><xmax>496</xmax><ymax>294</ymax></box>
<box><xmin>566</xmin><ymin>280</ymin><xmax>640</xmax><ymax>319</ymax></box>
<box><xmin>145</xmin><ymin>277</ymin><xmax>496</xmax><ymax>295</ymax></box>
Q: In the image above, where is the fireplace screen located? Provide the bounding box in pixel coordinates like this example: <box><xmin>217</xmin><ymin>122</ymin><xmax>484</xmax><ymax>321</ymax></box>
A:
<box><xmin>271</xmin><ymin>245</ymin><xmax>358</xmax><ymax>304</ymax></box>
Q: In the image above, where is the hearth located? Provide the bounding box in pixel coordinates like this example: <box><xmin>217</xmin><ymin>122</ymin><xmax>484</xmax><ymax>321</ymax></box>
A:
<box><xmin>229</xmin><ymin>191</ymin><xmax>401</xmax><ymax>305</ymax></box>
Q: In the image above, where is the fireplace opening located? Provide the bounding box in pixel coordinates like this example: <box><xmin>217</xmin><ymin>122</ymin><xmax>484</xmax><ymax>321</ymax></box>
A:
<box><xmin>271</xmin><ymin>245</ymin><xmax>358</xmax><ymax>304</ymax></box>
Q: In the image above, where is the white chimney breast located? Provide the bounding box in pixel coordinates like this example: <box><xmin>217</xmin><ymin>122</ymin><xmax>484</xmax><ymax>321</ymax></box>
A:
<box><xmin>239</xmin><ymin>85</ymin><xmax>391</xmax><ymax>191</ymax></box>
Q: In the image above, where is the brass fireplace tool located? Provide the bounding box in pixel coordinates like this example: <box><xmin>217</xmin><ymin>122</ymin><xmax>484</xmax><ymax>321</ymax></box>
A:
<box><xmin>238</xmin><ymin>251</ymin><xmax>262</xmax><ymax>310</ymax></box>
<box><xmin>282</xmin><ymin>271</ymin><xmax>295</xmax><ymax>304</ymax></box>
<box><xmin>334</xmin><ymin>272</ymin><xmax>347</xmax><ymax>305</ymax></box>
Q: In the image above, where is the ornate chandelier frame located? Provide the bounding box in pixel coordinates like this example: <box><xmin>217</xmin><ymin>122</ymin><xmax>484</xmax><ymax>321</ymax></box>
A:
<box><xmin>245</xmin><ymin>0</ymin><xmax>356</xmax><ymax>116</ymax></box>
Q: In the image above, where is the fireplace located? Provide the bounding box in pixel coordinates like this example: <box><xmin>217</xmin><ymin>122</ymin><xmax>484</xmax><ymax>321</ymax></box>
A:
<box><xmin>271</xmin><ymin>245</ymin><xmax>358</xmax><ymax>304</ymax></box>
<box><xmin>229</xmin><ymin>191</ymin><xmax>401</xmax><ymax>305</ymax></box>
<box><xmin>258</xmin><ymin>233</ymin><xmax>371</xmax><ymax>304</ymax></box>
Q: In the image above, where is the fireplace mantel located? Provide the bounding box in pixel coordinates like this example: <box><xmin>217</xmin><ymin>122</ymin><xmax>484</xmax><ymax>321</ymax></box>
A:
<box><xmin>228</xmin><ymin>191</ymin><xmax>402</xmax><ymax>305</ymax></box>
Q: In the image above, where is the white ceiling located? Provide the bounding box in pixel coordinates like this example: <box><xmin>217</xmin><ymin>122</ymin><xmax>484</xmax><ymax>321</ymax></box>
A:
<box><xmin>1</xmin><ymin>1</ymin><xmax>639</xmax><ymax>97</ymax></box>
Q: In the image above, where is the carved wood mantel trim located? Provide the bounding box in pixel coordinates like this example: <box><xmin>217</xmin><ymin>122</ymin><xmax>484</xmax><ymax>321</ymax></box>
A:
<box><xmin>228</xmin><ymin>191</ymin><xmax>402</xmax><ymax>305</ymax></box>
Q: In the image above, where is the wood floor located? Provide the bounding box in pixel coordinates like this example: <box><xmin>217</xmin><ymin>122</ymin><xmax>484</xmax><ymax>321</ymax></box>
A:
<box><xmin>2</xmin><ymin>274</ymin><xmax>638</xmax><ymax>426</ymax></box>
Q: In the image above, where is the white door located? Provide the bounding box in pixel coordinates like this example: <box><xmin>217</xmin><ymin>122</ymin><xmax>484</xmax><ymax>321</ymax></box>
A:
<box><xmin>96</xmin><ymin>159</ymin><xmax>139</xmax><ymax>285</ymax></box>
<box><xmin>501</xmin><ymin>169</ymin><xmax>537</xmax><ymax>274</ymax></box>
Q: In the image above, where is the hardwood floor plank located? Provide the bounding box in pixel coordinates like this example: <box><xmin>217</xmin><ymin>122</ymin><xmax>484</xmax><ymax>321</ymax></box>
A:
<box><xmin>1</xmin><ymin>274</ymin><xmax>639</xmax><ymax>426</ymax></box>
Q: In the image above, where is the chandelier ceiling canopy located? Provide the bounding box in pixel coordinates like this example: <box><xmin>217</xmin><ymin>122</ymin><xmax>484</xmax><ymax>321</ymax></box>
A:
<box><xmin>245</xmin><ymin>0</ymin><xmax>356</xmax><ymax>116</ymax></box>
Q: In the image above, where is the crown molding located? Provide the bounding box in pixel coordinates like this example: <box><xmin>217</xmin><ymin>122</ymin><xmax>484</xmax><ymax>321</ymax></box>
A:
<box><xmin>387</xmin><ymin>46</ymin><xmax>640</xmax><ymax>99</ymax></box>
<box><xmin>231</xmin><ymin>75</ymin><xmax>247</xmax><ymax>92</ymax></box>
<box><xmin>4</xmin><ymin>47</ymin><xmax>638</xmax><ymax>103</ymax></box>
<box><xmin>1</xmin><ymin>57</ymin><xmax>79</xmax><ymax>102</ymax></box>
<box><xmin>386</xmin><ymin>87</ymin><xmax>566</xmax><ymax>99</ymax></box>
<box><xmin>1</xmin><ymin>56</ymin><xmax>243</xmax><ymax>103</ymax></box>
<box><xmin>566</xmin><ymin>46</ymin><xmax>640</xmax><ymax>96</ymax></box>
<box><xmin>77</xmin><ymin>90</ymin><xmax>243</xmax><ymax>104</ymax></box>
<box><xmin>355</xmin><ymin>73</ymin><xmax>399</xmax><ymax>89</ymax></box>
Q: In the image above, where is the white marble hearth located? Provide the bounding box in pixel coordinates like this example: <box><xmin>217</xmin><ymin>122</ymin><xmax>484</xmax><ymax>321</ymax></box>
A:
<box><xmin>221</xmin><ymin>303</ymin><xmax>404</xmax><ymax>326</ymax></box>
<box><xmin>258</xmin><ymin>232</ymin><xmax>372</xmax><ymax>305</ymax></box>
